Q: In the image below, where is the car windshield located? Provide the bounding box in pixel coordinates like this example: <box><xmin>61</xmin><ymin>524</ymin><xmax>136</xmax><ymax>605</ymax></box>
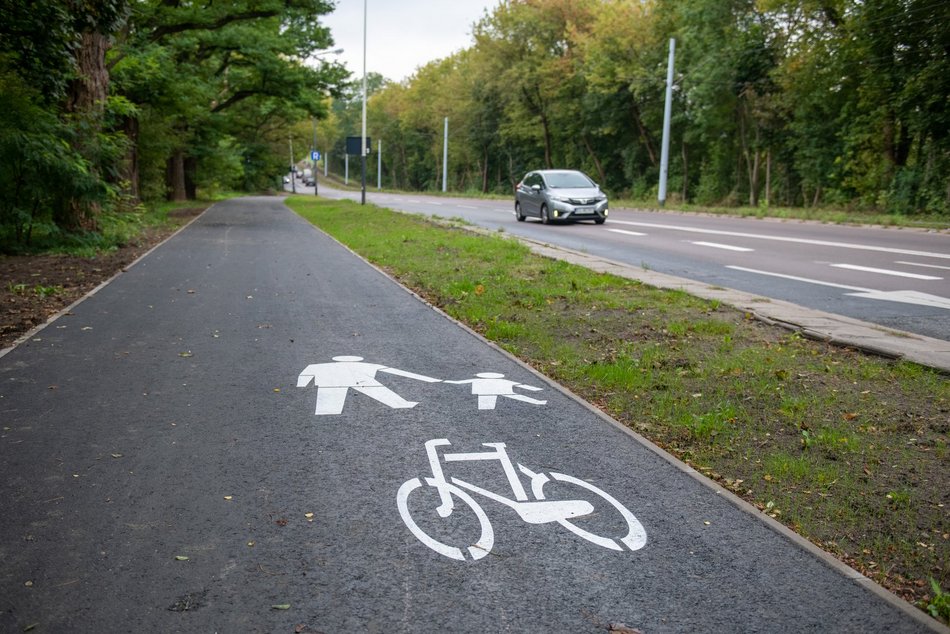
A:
<box><xmin>545</xmin><ymin>172</ymin><xmax>594</xmax><ymax>189</ymax></box>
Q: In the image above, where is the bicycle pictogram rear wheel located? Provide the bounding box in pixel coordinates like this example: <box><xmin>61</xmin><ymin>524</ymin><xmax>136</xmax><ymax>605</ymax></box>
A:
<box><xmin>540</xmin><ymin>472</ymin><xmax>647</xmax><ymax>552</ymax></box>
<box><xmin>397</xmin><ymin>477</ymin><xmax>494</xmax><ymax>561</ymax></box>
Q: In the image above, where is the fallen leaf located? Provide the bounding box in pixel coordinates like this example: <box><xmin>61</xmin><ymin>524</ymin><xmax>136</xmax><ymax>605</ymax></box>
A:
<box><xmin>111</xmin><ymin>453</ymin><xmax>123</xmax><ymax>458</ymax></box>
<box><xmin>24</xmin><ymin>580</ymin><xmax>33</xmax><ymax>587</ymax></box>
<box><xmin>305</xmin><ymin>512</ymin><xmax>314</xmax><ymax>522</ymax></box>
<box><xmin>247</xmin><ymin>541</ymin><xmax>255</xmax><ymax>547</ymax></box>
<box><xmin>175</xmin><ymin>555</ymin><xmax>189</xmax><ymax>561</ymax></box>
<box><xmin>271</xmin><ymin>604</ymin><xmax>291</xmax><ymax>610</ymax></box>
<box><xmin>275</xmin><ymin>518</ymin><xmax>288</xmax><ymax>527</ymax></box>
<box><xmin>178</xmin><ymin>351</ymin><xmax>193</xmax><ymax>358</ymax></box>
<box><xmin>223</xmin><ymin>495</ymin><xmax>233</xmax><ymax>501</ymax></box>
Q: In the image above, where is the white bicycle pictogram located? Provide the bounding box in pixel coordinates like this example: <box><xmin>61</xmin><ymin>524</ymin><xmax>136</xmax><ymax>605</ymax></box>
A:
<box><xmin>396</xmin><ymin>438</ymin><xmax>647</xmax><ymax>561</ymax></box>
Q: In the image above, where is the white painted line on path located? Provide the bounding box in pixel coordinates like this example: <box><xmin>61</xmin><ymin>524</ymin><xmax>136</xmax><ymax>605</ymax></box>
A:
<box><xmin>727</xmin><ymin>266</ymin><xmax>950</xmax><ymax>310</ymax></box>
<box><xmin>896</xmin><ymin>261</ymin><xmax>950</xmax><ymax>272</ymax></box>
<box><xmin>607</xmin><ymin>228</ymin><xmax>648</xmax><ymax>237</ymax></box>
<box><xmin>610</xmin><ymin>220</ymin><xmax>950</xmax><ymax>259</ymax></box>
<box><xmin>830</xmin><ymin>263</ymin><xmax>942</xmax><ymax>280</ymax></box>
<box><xmin>690</xmin><ymin>241</ymin><xmax>754</xmax><ymax>252</ymax></box>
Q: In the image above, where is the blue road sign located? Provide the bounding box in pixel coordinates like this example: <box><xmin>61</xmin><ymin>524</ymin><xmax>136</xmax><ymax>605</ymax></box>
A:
<box><xmin>311</xmin><ymin>151</ymin><xmax>321</xmax><ymax>161</ymax></box>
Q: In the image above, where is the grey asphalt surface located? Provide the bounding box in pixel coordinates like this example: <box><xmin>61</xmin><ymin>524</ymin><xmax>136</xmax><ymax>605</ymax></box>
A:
<box><xmin>0</xmin><ymin>197</ymin><xmax>944</xmax><ymax>633</ymax></box>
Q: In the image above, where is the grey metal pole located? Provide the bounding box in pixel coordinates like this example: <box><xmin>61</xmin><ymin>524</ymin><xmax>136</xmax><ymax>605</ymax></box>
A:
<box><xmin>377</xmin><ymin>139</ymin><xmax>382</xmax><ymax>190</ymax></box>
<box><xmin>442</xmin><ymin>117</ymin><xmax>448</xmax><ymax>193</ymax></box>
<box><xmin>360</xmin><ymin>0</ymin><xmax>368</xmax><ymax>205</ymax></box>
<box><xmin>318</xmin><ymin>117</ymin><xmax>320</xmax><ymax>196</ymax></box>
<box><xmin>289</xmin><ymin>136</ymin><xmax>296</xmax><ymax>194</ymax></box>
<box><xmin>658</xmin><ymin>38</ymin><xmax>675</xmax><ymax>207</ymax></box>
<box><xmin>345</xmin><ymin>154</ymin><xmax>349</xmax><ymax>185</ymax></box>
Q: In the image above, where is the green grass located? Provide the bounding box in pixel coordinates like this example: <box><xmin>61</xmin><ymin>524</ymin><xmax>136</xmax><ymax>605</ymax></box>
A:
<box><xmin>287</xmin><ymin>195</ymin><xmax>949</xmax><ymax>623</ymax></box>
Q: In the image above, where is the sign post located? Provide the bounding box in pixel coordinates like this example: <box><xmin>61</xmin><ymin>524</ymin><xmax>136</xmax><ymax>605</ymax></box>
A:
<box><xmin>311</xmin><ymin>150</ymin><xmax>321</xmax><ymax>195</ymax></box>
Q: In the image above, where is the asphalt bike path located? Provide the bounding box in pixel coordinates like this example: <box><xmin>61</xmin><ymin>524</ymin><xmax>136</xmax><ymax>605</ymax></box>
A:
<box><xmin>0</xmin><ymin>197</ymin><xmax>940</xmax><ymax>632</ymax></box>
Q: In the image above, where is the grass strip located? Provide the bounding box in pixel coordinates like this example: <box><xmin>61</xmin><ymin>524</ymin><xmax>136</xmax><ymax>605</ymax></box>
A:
<box><xmin>288</xmin><ymin>195</ymin><xmax>949</xmax><ymax>623</ymax></box>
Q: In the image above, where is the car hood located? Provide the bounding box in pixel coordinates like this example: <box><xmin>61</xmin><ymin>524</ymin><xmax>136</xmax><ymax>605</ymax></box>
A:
<box><xmin>550</xmin><ymin>188</ymin><xmax>603</xmax><ymax>199</ymax></box>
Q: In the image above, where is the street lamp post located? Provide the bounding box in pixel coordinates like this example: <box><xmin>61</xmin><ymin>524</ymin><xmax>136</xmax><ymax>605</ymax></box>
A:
<box><xmin>361</xmin><ymin>0</ymin><xmax>368</xmax><ymax>205</ymax></box>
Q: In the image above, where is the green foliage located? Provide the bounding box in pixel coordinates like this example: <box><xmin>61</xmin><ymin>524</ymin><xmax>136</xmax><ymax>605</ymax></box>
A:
<box><xmin>926</xmin><ymin>578</ymin><xmax>950</xmax><ymax>623</ymax></box>
<box><xmin>0</xmin><ymin>0</ymin><xmax>347</xmax><ymax>251</ymax></box>
<box><xmin>324</xmin><ymin>0</ymin><xmax>948</xmax><ymax>217</ymax></box>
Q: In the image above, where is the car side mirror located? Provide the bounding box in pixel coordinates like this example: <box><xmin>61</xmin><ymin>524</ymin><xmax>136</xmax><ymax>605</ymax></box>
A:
<box><xmin>531</xmin><ymin>184</ymin><xmax>541</xmax><ymax>192</ymax></box>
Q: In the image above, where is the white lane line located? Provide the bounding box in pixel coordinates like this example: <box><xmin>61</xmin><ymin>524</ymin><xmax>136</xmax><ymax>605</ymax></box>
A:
<box><xmin>607</xmin><ymin>228</ymin><xmax>648</xmax><ymax>237</ymax></box>
<box><xmin>428</xmin><ymin>202</ymin><xmax>443</xmax><ymax>206</ymax></box>
<box><xmin>691</xmin><ymin>241</ymin><xmax>754</xmax><ymax>252</ymax></box>
<box><xmin>727</xmin><ymin>266</ymin><xmax>950</xmax><ymax>310</ymax></box>
<box><xmin>896</xmin><ymin>261</ymin><xmax>950</xmax><ymax>271</ymax></box>
<box><xmin>727</xmin><ymin>266</ymin><xmax>871</xmax><ymax>292</ymax></box>
<box><xmin>458</xmin><ymin>205</ymin><xmax>478</xmax><ymax>210</ymax></box>
<box><xmin>829</xmin><ymin>263</ymin><xmax>942</xmax><ymax>280</ymax></box>
<box><xmin>610</xmin><ymin>220</ymin><xmax>950</xmax><ymax>260</ymax></box>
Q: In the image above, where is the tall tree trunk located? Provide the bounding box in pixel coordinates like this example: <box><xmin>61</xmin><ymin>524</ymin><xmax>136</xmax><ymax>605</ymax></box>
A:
<box><xmin>167</xmin><ymin>150</ymin><xmax>187</xmax><ymax>201</ymax></box>
<box><xmin>482</xmin><ymin>146</ymin><xmax>490</xmax><ymax>193</ymax></box>
<box><xmin>62</xmin><ymin>29</ymin><xmax>111</xmax><ymax>230</ymax></box>
<box><xmin>632</xmin><ymin>102</ymin><xmax>658</xmax><ymax>167</ymax></box>
<box><xmin>121</xmin><ymin>116</ymin><xmax>141</xmax><ymax>201</ymax></box>
<box><xmin>764</xmin><ymin>149</ymin><xmax>771</xmax><ymax>208</ymax></box>
<box><xmin>582</xmin><ymin>135</ymin><xmax>606</xmax><ymax>185</ymax></box>
<box><xmin>184</xmin><ymin>156</ymin><xmax>197</xmax><ymax>200</ymax></box>
<box><xmin>681</xmin><ymin>141</ymin><xmax>689</xmax><ymax>201</ymax></box>
<box><xmin>540</xmin><ymin>111</ymin><xmax>553</xmax><ymax>169</ymax></box>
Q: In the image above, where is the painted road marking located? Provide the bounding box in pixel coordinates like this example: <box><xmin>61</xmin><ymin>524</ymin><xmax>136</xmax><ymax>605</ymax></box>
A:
<box><xmin>829</xmin><ymin>263</ymin><xmax>942</xmax><ymax>280</ymax></box>
<box><xmin>727</xmin><ymin>266</ymin><xmax>950</xmax><ymax>310</ymax></box>
<box><xmin>297</xmin><ymin>356</ymin><xmax>439</xmax><ymax>415</ymax></box>
<box><xmin>611</xmin><ymin>220</ymin><xmax>950</xmax><ymax>260</ymax></box>
<box><xmin>607</xmin><ymin>229</ymin><xmax>648</xmax><ymax>237</ymax></box>
<box><xmin>444</xmin><ymin>373</ymin><xmax>546</xmax><ymax>410</ymax></box>
<box><xmin>298</xmin><ymin>357</ymin><xmax>547</xmax><ymax>414</ymax></box>
<box><xmin>397</xmin><ymin>439</ymin><xmax>647</xmax><ymax>561</ymax></box>
<box><xmin>895</xmin><ymin>261</ymin><xmax>950</xmax><ymax>272</ymax></box>
<box><xmin>690</xmin><ymin>241</ymin><xmax>754</xmax><ymax>252</ymax></box>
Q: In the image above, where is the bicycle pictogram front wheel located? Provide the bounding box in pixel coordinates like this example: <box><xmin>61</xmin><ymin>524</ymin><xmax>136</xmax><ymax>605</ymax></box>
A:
<box><xmin>397</xmin><ymin>477</ymin><xmax>495</xmax><ymax>561</ymax></box>
<box><xmin>539</xmin><ymin>472</ymin><xmax>647</xmax><ymax>552</ymax></box>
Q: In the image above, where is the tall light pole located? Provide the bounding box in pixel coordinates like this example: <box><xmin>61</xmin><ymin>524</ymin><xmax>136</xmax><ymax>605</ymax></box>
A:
<box><xmin>658</xmin><ymin>38</ymin><xmax>675</xmax><ymax>207</ymax></box>
<box><xmin>360</xmin><ymin>0</ymin><xmax>368</xmax><ymax>205</ymax></box>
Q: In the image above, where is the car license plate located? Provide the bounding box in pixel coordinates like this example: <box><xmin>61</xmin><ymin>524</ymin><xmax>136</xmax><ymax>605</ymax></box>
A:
<box><xmin>576</xmin><ymin>207</ymin><xmax>592</xmax><ymax>214</ymax></box>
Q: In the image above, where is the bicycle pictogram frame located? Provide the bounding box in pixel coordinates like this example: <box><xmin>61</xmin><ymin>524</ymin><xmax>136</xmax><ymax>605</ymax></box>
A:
<box><xmin>397</xmin><ymin>438</ymin><xmax>648</xmax><ymax>561</ymax></box>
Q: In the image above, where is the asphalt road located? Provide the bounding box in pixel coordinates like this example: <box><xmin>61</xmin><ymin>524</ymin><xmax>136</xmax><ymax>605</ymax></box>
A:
<box><xmin>0</xmin><ymin>197</ymin><xmax>940</xmax><ymax>632</ymax></box>
<box><xmin>306</xmin><ymin>183</ymin><xmax>950</xmax><ymax>342</ymax></box>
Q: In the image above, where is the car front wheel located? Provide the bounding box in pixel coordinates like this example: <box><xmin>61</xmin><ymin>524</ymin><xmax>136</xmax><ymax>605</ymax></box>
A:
<box><xmin>540</xmin><ymin>204</ymin><xmax>550</xmax><ymax>224</ymax></box>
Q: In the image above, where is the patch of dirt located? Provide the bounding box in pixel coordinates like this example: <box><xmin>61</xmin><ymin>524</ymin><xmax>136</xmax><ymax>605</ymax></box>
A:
<box><xmin>1</xmin><ymin>208</ymin><xmax>205</xmax><ymax>350</ymax></box>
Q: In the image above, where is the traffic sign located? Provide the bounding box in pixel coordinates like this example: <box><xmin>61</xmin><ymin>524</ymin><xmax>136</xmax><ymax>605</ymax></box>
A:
<box><xmin>311</xmin><ymin>150</ymin><xmax>321</xmax><ymax>161</ymax></box>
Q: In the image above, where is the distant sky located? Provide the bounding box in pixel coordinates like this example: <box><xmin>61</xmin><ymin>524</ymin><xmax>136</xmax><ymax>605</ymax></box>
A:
<box><xmin>319</xmin><ymin>0</ymin><xmax>502</xmax><ymax>83</ymax></box>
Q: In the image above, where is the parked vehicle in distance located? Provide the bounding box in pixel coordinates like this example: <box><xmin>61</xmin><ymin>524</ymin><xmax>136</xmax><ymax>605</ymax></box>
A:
<box><xmin>515</xmin><ymin>169</ymin><xmax>608</xmax><ymax>225</ymax></box>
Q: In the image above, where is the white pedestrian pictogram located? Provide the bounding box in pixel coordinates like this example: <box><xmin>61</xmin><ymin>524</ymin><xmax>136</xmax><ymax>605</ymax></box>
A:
<box><xmin>444</xmin><ymin>372</ymin><xmax>547</xmax><ymax>410</ymax></box>
<box><xmin>297</xmin><ymin>356</ymin><xmax>439</xmax><ymax>415</ymax></box>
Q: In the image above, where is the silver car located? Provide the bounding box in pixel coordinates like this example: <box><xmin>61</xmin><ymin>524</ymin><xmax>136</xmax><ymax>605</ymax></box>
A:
<box><xmin>515</xmin><ymin>169</ymin><xmax>608</xmax><ymax>224</ymax></box>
